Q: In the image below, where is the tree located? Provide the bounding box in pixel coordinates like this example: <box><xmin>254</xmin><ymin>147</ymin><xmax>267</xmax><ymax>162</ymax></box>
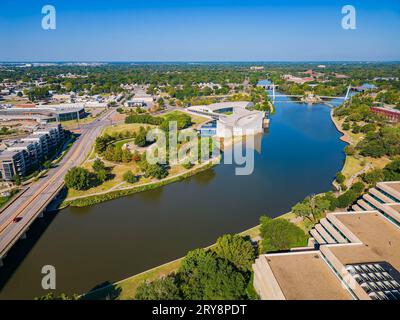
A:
<box><xmin>134</xmin><ymin>131</ymin><xmax>147</xmax><ymax>147</ymax></box>
<box><xmin>123</xmin><ymin>170</ymin><xmax>138</xmax><ymax>184</ymax></box>
<box><xmin>135</xmin><ymin>276</ymin><xmax>181</xmax><ymax>300</ymax></box>
<box><xmin>35</xmin><ymin>293</ymin><xmax>78</xmax><ymax>300</ymax></box>
<box><xmin>291</xmin><ymin>194</ymin><xmax>330</xmax><ymax>224</ymax></box>
<box><xmin>362</xmin><ymin>168</ymin><xmax>385</xmax><ymax>185</ymax></box>
<box><xmin>92</xmin><ymin>158</ymin><xmax>105</xmax><ymax>172</ymax></box>
<box><xmin>383</xmin><ymin>159</ymin><xmax>400</xmax><ymax>181</ymax></box>
<box><xmin>178</xmin><ymin>249</ymin><xmax>247</xmax><ymax>300</ymax></box>
<box><xmin>13</xmin><ymin>174</ymin><xmax>21</xmax><ymax>186</ymax></box>
<box><xmin>140</xmin><ymin>160</ymin><xmax>168</xmax><ymax>179</ymax></box>
<box><xmin>64</xmin><ymin>167</ymin><xmax>92</xmax><ymax>190</ymax></box>
<box><xmin>336</xmin><ymin>172</ymin><xmax>345</xmax><ymax>184</ymax></box>
<box><xmin>96</xmin><ymin>169</ymin><xmax>107</xmax><ymax>183</ymax></box>
<box><xmin>259</xmin><ymin>216</ymin><xmax>307</xmax><ymax>253</ymax></box>
<box><xmin>214</xmin><ymin>234</ymin><xmax>256</xmax><ymax>272</ymax></box>
<box><xmin>121</xmin><ymin>148</ymin><xmax>132</xmax><ymax>163</ymax></box>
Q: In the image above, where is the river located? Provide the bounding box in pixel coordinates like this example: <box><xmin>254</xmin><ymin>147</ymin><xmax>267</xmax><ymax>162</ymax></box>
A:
<box><xmin>0</xmin><ymin>93</ymin><xmax>346</xmax><ymax>299</ymax></box>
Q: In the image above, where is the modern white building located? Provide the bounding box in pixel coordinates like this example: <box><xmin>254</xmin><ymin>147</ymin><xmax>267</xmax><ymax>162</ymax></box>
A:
<box><xmin>187</xmin><ymin>101</ymin><xmax>265</xmax><ymax>138</ymax></box>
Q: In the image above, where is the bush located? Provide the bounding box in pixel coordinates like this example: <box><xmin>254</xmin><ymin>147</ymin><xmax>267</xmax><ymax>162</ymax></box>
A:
<box><xmin>344</xmin><ymin>145</ymin><xmax>355</xmax><ymax>156</ymax></box>
<box><xmin>335</xmin><ymin>182</ymin><xmax>365</xmax><ymax>208</ymax></box>
<box><xmin>362</xmin><ymin>168</ymin><xmax>385</xmax><ymax>185</ymax></box>
<box><xmin>125</xmin><ymin>114</ymin><xmax>163</xmax><ymax>125</ymax></box>
<box><xmin>123</xmin><ymin>170</ymin><xmax>138</xmax><ymax>184</ymax></box>
<box><xmin>135</xmin><ymin>276</ymin><xmax>181</xmax><ymax>300</ymax></box>
<box><xmin>383</xmin><ymin>158</ymin><xmax>400</xmax><ymax>181</ymax></box>
<box><xmin>214</xmin><ymin>234</ymin><xmax>256</xmax><ymax>272</ymax></box>
<box><xmin>178</xmin><ymin>249</ymin><xmax>247</xmax><ymax>300</ymax></box>
<box><xmin>259</xmin><ymin>216</ymin><xmax>307</xmax><ymax>253</ymax></box>
<box><xmin>64</xmin><ymin>167</ymin><xmax>92</xmax><ymax>190</ymax></box>
<box><xmin>342</xmin><ymin>123</ymin><xmax>350</xmax><ymax>131</ymax></box>
<box><xmin>336</xmin><ymin>172</ymin><xmax>345</xmax><ymax>184</ymax></box>
<box><xmin>92</xmin><ymin>158</ymin><xmax>106</xmax><ymax>172</ymax></box>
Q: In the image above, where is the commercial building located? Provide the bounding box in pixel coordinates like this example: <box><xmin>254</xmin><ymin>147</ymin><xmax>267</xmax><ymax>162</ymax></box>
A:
<box><xmin>253</xmin><ymin>181</ymin><xmax>400</xmax><ymax>300</ymax></box>
<box><xmin>371</xmin><ymin>107</ymin><xmax>400</xmax><ymax>122</ymax></box>
<box><xmin>187</xmin><ymin>101</ymin><xmax>266</xmax><ymax>138</ymax></box>
<box><xmin>0</xmin><ymin>124</ymin><xmax>64</xmax><ymax>180</ymax></box>
<box><xmin>0</xmin><ymin>104</ymin><xmax>85</xmax><ymax>124</ymax></box>
<box><xmin>124</xmin><ymin>96</ymin><xmax>154</xmax><ymax>108</ymax></box>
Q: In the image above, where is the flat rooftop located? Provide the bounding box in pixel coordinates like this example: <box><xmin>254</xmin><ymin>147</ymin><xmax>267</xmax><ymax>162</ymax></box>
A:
<box><xmin>328</xmin><ymin>212</ymin><xmax>400</xmax><ymax>271</ymax></box>
<box><xmin>264</xmin><ymin>252</ymin><xmax>352</xmax><ymax>300</ymax></box>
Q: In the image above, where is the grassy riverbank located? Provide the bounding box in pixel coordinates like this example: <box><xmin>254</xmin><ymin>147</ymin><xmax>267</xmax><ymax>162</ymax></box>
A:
<box><xmin>63</xmin><ymin>159</ymin><xmax>218</xmax><ymax>208</ymax></box>
<box><xmin>81</xmin><ymin>209</ymin><xmax>299</xmax><ymax>300</ymax></box>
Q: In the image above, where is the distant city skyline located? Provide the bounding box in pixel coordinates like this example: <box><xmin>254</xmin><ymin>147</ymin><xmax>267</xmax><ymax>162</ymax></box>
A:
<box><xmin>1</xmin><ymin>0</ymin><xmax>399</xmax><ymax>61</ymax></box>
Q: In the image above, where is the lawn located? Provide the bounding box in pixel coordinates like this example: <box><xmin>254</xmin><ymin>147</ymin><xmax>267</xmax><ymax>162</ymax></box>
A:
<box><xmin>159</xmin><ymin>110</ymin><xmax>209</xmax><ymax>126</ymax></box>
<box><xmin>342</xmin><ymin>155</ymin><xmax>364</xmax><ymax>180</ymax></box>
<box><xmin>102</xmin><ymin>123</ymin><xmax>154</xmax><ymax>136</ymax></box>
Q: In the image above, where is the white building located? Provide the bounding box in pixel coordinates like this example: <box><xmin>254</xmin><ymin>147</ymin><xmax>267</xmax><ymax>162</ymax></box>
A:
<box><xmin>187</xmin><ymin>101</ymin><xmax>265</xmax><ymax>138</ymax></box>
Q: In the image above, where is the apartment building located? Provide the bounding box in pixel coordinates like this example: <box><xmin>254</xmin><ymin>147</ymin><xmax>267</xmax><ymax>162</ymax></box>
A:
<box><xmin>0</xmin><ymin>124</ymin><xmax>64</xmax><ymax>180</ymax></box>
<box><xmin>253</xmin><ymin>181</ymin><xmax>400</xmax><ymax>300</ymax></box>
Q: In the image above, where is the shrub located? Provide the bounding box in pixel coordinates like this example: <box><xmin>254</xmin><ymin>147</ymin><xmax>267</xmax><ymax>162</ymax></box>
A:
<box><xmin>259</xmin><ymin>216</ymin><xmax>307</xmax><ymax>253</ymax></box>
<box><xmin>178</xmin><ymin>249</ymin><xmax>247</xmax><ymax>300</ymax></box>
<box><xmin>123</xmin><ymin>170</ymin><xmax>138</xmax><ymax>184</ymax></box>
<box><xmin>64</xmin><ymin>167</ymin><xmax>92</xmax><ymax>190</ymax></box>
<box><xmin>214</xmin><ymin>234</ymin><xmax>256</xmax><ymax>272</ymax></box>
<box><xmin>135</xmin><ymin>276</ymin><xmax>181</xmax><ymax>300</ymax></box>
<box><xmin>336</xmin><ymin>172</ymin><xmax>345</xmax><ymax>184</ymax></box>
<box><xmin>125</xmin><ymin>114</ymin><xmax>163</xmax><ymax>125</ymax></box>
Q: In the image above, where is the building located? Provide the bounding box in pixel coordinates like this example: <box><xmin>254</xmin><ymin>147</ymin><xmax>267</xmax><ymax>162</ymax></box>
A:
<box><xmin>371</xmin><ymin>107</ymin><xmax>400</xmax><ymax>122</ymax></box>
<box><xmin>187</xmin><ymin>101</ymin><xmax>266</xmax><ymax>138</ymax></box>
<box><xmin>253</xmin><ymin>181</ymin><xmax>400</xmax><ymax>300</ymax></box>
<box><xmin>0</xmin><ymin>124</ymin><xmax>64</xmax><ymax>180</ymax></box>
<box><xmin>124</xmin><ymin>96</ymin><xmax>154</xmax><ymax>108</ymax></box>
<box><xmin>0</xmin><ymin>104</ymin><xmax>85</xmax><ymax>123</ymax></box>
<box><xmin>0</xmin><ymin>149</ymin><xmax>27</xmax><ymax>180</ymax></box>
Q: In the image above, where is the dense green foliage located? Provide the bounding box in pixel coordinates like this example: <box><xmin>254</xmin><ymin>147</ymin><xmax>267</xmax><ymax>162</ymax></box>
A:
<box><xmin>291</xmin><ymin>195</ymin><xmax>330</xmax><ymax>223</ymax></box>
<box><xmin>123</xmin><ymin>170</ymin><xmax>138</xmax><ymax>184</ymax></box>
<box><xmin>357</xmin><ymin>127</ymin><xmax>400</xmax><ymax>158</ymax></box>
<box><xmin>64</xmin><ymin>167</ymin><xmax>92</xmax><ymax>190</ymax></box>
<box><xmin>125</xmin><ymin>114</ymin><xmax>163</xmax><ymax>125</ymax></box>
<box><xmin>213</xmin><ymin>234</ymin><xmax>256</xmax><ymax>272</ymax></box>
<box><xmin>135</xmin><ymin>276</ymin><xmax>181</xmax><ymax>300</ymax></box>
<box><xmin>259</xmin><ymin>216</ymin><xmax>307</xmax><ymax>253</ymax></box>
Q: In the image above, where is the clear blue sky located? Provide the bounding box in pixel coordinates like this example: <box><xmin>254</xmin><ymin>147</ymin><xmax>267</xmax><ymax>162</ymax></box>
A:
<box><xmin>1</xmin><ymin>0</ymin><xmax>399</xmax><ymax>61</ymax></box>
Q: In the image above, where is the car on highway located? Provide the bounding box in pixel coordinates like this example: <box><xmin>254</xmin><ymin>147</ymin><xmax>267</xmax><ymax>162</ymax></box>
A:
<box><xmin>12</xmin><ymin>217</ymin><xmax>23</xmax><ymax>223</ymax></box>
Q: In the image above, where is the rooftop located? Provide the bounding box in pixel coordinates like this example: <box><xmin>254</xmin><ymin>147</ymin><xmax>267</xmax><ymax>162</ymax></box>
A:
<box><xmin>328</xmin><ymin>212</ymin><xmax>400</xmax><ymax>271</ymax></box>
<box><xmin>263</xmin><ymin>251</ymin><xmax>353</xmax><ymax>300</ymax></box>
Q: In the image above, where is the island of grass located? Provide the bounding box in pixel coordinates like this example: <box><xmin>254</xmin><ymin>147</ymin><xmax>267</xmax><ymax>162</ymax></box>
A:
<box><xmin>62</xmin><ymin>110</ymin><xmax>217</xmax><ymax>207</ymax></box>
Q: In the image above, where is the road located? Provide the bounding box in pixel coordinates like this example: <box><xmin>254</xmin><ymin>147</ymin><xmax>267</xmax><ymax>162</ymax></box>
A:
<box><xmin>0</xmin><ymin>109</ymin><xmax>115</xmax><ymax>264</ymax></box>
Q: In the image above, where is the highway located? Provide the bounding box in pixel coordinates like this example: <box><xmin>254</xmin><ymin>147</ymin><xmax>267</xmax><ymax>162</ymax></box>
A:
<box><xmin>0</xmin><ymin>109</ymin><xmax>115</xmax><ymax>265</ymax></box>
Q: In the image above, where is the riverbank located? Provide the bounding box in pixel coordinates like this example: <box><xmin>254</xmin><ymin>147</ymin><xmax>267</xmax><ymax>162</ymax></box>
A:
<box><xmin>62</xmin><ymin>157</ymin><xmax>220</xmax><ymax>208</ymax></box>
<box><xmin>81</xmin><ymin>210</ymin><xmax>298</xmax><ymax>300</ymax></box>
<box><xmin>330</xmin><ymin>109</ymin><xmax>390</xmax><ymax>189</ymax></box>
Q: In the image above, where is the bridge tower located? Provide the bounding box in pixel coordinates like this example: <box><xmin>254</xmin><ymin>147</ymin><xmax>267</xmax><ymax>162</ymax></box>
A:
<box><xmin>344</xmin><ymin>85</ymin><xmax>352</xmax><ymax>100</ymax></box>
<box><xmin>272</xmin><ymin>83</ymin><xmax>276</xmax><ymax>101</ymax></box>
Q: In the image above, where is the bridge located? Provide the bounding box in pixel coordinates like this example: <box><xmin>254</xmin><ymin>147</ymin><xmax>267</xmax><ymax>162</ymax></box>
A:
<box><xmin>268</xmin><ymin>82</ymin><xmax>352</xmax><ymax>102</ymax></box>
<box><xmin>0</xmin><ymin>109</ymin><xmax>116</xmax><ymax>267</ymax></box>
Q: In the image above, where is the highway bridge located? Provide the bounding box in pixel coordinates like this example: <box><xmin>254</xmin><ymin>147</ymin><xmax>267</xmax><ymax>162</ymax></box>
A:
<box><xmin>0</xmin><ymin>109</ymin><xmax>115</xmax><ymax>267</ymax></box>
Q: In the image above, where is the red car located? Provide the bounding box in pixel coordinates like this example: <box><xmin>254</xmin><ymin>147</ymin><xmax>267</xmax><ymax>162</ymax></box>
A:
<box><xmin>12</xmin><ymin>217</ymin><xmax>23</xmax><ymax>223</ymax></box>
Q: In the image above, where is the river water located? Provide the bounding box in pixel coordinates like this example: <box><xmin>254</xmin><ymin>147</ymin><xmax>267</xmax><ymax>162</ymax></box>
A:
<box><xmin>0</xmin><ymin>94</ymin><xmax>346</xmax><ymax>299</ymax></box>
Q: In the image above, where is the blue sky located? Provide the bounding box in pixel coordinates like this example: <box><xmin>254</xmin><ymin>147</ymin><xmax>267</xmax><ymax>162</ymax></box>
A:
<box><xmin>1</xmin><ymin>0</ymin><xmax>399</xmax><ymax>61</ymax></box>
